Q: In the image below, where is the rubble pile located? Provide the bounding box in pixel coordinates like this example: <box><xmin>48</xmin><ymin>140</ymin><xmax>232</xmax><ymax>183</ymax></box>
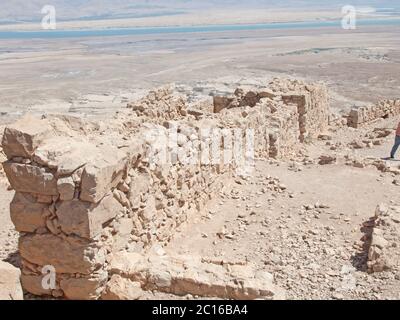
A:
<box><xmin>127</xmin><ymin>85</ymin><xmax>188</xmax><ymax>121</ymax></box>
<box><xmin>367</xmin><ymin>204</ymin><xmax>400</xmax><ymax>273</ymax></box>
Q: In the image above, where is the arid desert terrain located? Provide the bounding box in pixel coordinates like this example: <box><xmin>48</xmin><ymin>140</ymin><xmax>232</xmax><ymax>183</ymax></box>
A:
<box><xmin>1</xmin><ymin>6</ymin><xmax>400</xmax><ymax>300</ymax></box>
<box><xmin>1</xmin><ymin>22</ymin><xmax>400</xmax><ymax>123</ymax></box>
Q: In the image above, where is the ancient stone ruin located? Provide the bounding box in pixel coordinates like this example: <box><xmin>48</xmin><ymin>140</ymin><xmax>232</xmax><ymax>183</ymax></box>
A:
<box><xmin>1</xmin><ymin>79</ymin><xmax>330</xmax><ymax>299</ymax></box>
<box><xmin>212</xmin><ymin>79</ymin><xmax>330</xmax><ymax>144</ymax></box>
<box><xmin>347</xmin><ymin>99</ymin><xmax>400</xmax><ymax>128</ymax></box>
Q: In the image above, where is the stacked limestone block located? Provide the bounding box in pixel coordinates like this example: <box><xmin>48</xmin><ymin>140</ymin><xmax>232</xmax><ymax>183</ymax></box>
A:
<box><xmin>2</xmin><ymin>115</ymin><xmax>133</xmax><ymax>299</ymax></box>
<box><xmin>348</xmin><ymin>99</ymin><xmax>400</xmax><ymax>128</ymax></box>
<box><xmin>265</xmin><ymin>102</ymin><xmax>300</xmax><ymax>158</ymax></box>
<box><xmin>216</xmin><ymin>98</ymin><xmax>300</xmax><ymax>160</ymax></box>
<box><xmin>1</xmin><ymin>93</ymin><xmax>237</xmax><ymax>299</ymax></box>
<box><xmin>213</xmin><ymin>79</ymin><xmax>330</xmax><ymax>156</ymax></box>
<box><xmin>268</xmin><ymin>79</ymin><xmax>330</xmax><ymax>143</ymax></box>
<box><xmin>134</xmin><ymin>122</ymin><xmax>236</xmax><ymax>247</ymax></box>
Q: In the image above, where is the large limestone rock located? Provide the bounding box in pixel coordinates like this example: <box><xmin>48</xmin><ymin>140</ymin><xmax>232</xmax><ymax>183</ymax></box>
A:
<box><xmin>57</xmin><ymin>177</ymin><xmax>75</xmax><ymax>201</ymax></box>
<box><xmin>0</xmin><ymin>261</ymin><xmax>23</xmax><ymax>300</ymax></box>
<box><xmin>3</xmin><ymin>163</ymin><xmax>58</xmax><ymax>195</ymax></box>
<box><xmin>33</xmin><ymin>137</ymin><xmax>99</xmax><ymax>175</ymax></box>
<box><xmin>109</xmin><ymin>252</ymin><xmax>286</xmax><ymax>300</ymax></box>
<box><xmin>19</xmin><ymin>234</ymin><xmax>106</xmax><ymax>274</ymax></box>
<box><xmin>10</xmin><ymin>192</ymin><xmax>47</xmax><ymax>233</ymax></box>
<box><xmin>101</xmin><ymin>275</ymin><xmax>143</xmax><ymax>300</ymax></box>
<box><xmin>21</xmin><ymin>271</ymin><xmax>107</xmax><ymax>300</ymax></box>
<box><xmin>56</xmin><ymin>193</ymin><xmax>124</xmax><ymax>239</ymax></box>
<box><xmin>60</xmin><ymin>271</ymin><xmax>108</xmax><ymax>300</ymax></box>
<box><xmin>20</xmin><ymin>274</ymin><xmax>52</xmax><ymax>297</ymax></box>
<box><xmin>1</xmin><ymin>115</ymin><xmax>53</xmax><ymax>159</ymax></box>
<box><xmin>80</xmin><ymin>146</ymin><xmax>128</xmax><ymax>203</ymax></box>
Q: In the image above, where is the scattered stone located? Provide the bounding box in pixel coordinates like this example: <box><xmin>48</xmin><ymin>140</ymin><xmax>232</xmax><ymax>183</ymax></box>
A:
<box><xmin>318</xmin><ymin>155</ymin><xmax>336</xmax><ymax>165</ymax></box>
<box><xmin>102</xmin><ymin>275</ymin><xmax>143</xmax><ymax>300</ymax></box>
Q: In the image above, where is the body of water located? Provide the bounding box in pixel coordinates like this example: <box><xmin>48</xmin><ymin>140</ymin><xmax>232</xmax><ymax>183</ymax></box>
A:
<box><xmin>0</xmin><ymin>18</ymin><xmax>399</xmax><ymax>40</ymax></box>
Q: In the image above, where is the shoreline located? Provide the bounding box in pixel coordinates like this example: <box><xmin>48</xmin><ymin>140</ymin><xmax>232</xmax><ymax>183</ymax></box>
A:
<box><xmin>1</xmin><ymin>17</ymin><xmax>400</xmax><ymax>40</ymax></box>
<box><xmin>0</xmin><ymin>8</ymin><xmax>396</xmax><ymax>32</ymax></box>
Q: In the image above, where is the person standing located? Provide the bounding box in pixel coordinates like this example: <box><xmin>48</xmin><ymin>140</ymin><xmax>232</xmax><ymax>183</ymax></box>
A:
<box><xmin>390</xmin><ymin>121</ymin><xmax>400</xmax><ymax>159</ymax></box>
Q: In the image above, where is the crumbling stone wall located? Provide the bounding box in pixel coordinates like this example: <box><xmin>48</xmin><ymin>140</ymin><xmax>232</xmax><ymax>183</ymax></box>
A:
<box><xmin>127</xmin><ymin>86</ymin><xmax>188</xmax><ymax>120</ymax></box>
<box><xmin>1</xmin><ymin>81</ymin><xmax>330</xmax><ymax>299</ymax></box>
<box><xmin>2</xmin><ymin>115</ymin><xmax>131</xmax><ymax>299</ymax></box>
<box><xmin>216</xmin><ymin>97</ymin><xmax>300</xmax><ymax>159</ymax></box>
<box><xmin>2</xmin><ymin>116</ymin><xmax>235</xmax><ymax>299</ymax></box>
<box><xmin>280</xmin><ymin>85</ymin><xmax>329</xmax><ymax>142</ymax></box>
<box><xmin>213</xmin><ymin>78</ymin><xmax>330</xmax><ymax>144</ymax></box>
<box><xmin>347</xmin><ymin>99</ymin><xmax>400</xmax><ymax>128</ymax></box>
<box><xmin>367</xmin><ymin>204</ymin><xmax>400</xmax><ymax>273</ymax></box>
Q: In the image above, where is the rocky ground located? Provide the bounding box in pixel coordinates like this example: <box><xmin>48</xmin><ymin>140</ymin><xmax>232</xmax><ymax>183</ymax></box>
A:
<box><xmin>164</xmin><ymin>117</ymin><xmax>400</xmax><ymax>299</ymax></box>
<box><xmin>164</xmin><ymin>116</ymin><xmax>400</xmax><ymax>300</ymax></box>
<box><xmin>1</xmin><ymin>108</ymin><xmax>400</xmax><ymax>300</ymax></box>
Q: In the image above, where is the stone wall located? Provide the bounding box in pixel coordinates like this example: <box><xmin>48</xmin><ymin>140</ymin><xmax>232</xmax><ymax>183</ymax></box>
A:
<box><xmin>216</xmin><ymin>96</ymin><xmax>300</xmax><ymax>159</ymax></box>
<box><xmin>213</xmin><ymin>78</ymin><xmax>330</xmax><ymax>143</ymax></box>
<box><xmin>1</xmin><ymin>81</ymin><xmax>330</xmax><ymax>299</ymax></box>
<box><xmin>2</xmin><ymin>118</ymin><xmax>234</xmax><ymax>299</ymax></box>
<box><xmin>347</xmin><ymin>99</ymin><xmax>400</xmax><ymax>128</ymax></box>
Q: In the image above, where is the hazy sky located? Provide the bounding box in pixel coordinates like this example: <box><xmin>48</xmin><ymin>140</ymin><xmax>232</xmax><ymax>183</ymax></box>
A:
<box><xmin>1</xmin><ymin>0</ymin><xmax>399</xmax><ymax>23</ymax></box>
